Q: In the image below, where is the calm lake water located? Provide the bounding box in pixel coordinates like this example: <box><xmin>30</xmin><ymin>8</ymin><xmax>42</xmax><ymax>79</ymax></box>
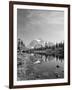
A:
<box><xmin>17</xmin><ymin>53</ymin><xmax>64</xmax><ymax>81</ymax></box>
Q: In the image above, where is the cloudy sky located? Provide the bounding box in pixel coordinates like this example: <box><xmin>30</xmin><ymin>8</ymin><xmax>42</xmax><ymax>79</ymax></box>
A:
<box><xmin>17</xmin><ymin>9</ymin><xmax>64</xmax><ymax>46</ymax></box>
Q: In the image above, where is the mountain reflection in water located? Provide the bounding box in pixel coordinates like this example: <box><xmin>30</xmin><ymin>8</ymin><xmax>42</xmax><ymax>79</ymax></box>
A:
<box><xmin>17</xmin><ymin>53</ymin><xmax>64</xmax><ymax>81</ymax></box>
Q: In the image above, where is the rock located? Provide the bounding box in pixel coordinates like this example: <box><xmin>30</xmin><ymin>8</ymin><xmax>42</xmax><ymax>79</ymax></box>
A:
<box><xmin>34</xmin><ymin>60</ymin><xmax>41</xmax><ymax>64</ymax></box>
<box><xmin>54</xmin><ymin>72</ymin><xmax>61</xmax><ymax>78</ymax></box>
<box><xmin>56</xmin><ymin>65</ymin><xmax>60</xmax><ymax>68</ymax></box>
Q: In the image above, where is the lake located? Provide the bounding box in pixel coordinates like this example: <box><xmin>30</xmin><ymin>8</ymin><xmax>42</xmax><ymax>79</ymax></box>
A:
<box><xmin>17</xmin><ymin>52</ymin><xmax>64</xmax><ymax>81</ymax></box>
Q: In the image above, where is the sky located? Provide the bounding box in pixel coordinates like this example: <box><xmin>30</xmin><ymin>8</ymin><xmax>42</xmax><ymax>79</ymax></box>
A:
<box><xmin>17</xmin><ymin>9</ymin><xmax>64</xmax><ymax>46</ymax></box>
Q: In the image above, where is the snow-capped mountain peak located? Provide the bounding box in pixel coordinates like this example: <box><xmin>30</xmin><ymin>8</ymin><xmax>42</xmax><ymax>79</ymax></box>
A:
<box><xmin>27</xmin><ymin>38</ymin><xmax>44</xmax><ymax>49</ymax></box>
<box><xmin>27</xmin><ymin>38</ymin><xmax>54</xmax><ymax>49</ymax></box>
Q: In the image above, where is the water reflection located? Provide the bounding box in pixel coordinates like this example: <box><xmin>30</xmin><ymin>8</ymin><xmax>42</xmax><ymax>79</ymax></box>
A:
<box><xmin>17</xmin><ymin>53</ymin><xmax>64</xmax><ymax>81</ymax></box>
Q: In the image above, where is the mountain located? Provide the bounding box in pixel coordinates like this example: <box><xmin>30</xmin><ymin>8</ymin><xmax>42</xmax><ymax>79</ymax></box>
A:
<box><xmin>27</xmin><ymin>38</ymin><xmax>54</xmax><ymax>49</ymax></box>
<box><xmin>27</xmin><ymin>38</ymin><xmax>45</xmax><ymax>49</ymax></box>
<box><xmin>45</xmin><ymin>42</ymin><xmax>54</xmax><ymax>47</ymax></box>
